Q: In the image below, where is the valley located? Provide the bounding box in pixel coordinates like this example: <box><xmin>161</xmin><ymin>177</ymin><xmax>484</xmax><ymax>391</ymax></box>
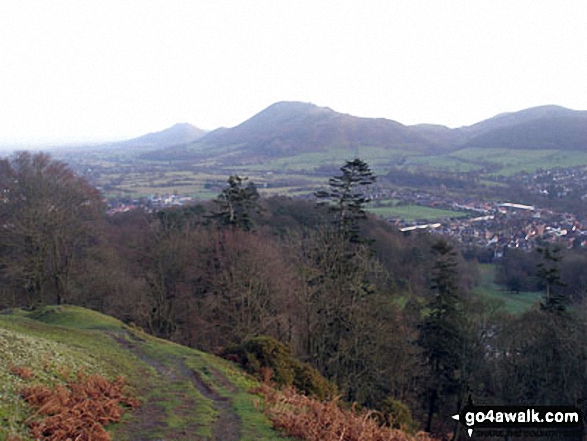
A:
<box><xmin>3</xmin><ymin>102</ymin><xmax>587</xmax><ymax>439</ymax></box>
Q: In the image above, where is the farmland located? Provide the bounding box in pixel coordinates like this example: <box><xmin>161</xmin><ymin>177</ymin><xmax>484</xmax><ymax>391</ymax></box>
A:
<box><xmin>56</xmin><ymin>143</ymin><xmax>587</xmax><ymax>225</ymax></box>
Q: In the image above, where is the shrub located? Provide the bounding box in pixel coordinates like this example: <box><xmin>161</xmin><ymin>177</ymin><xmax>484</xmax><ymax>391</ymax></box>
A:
<box><xmin>223</xmin><ymin>335</ymin><xmax>335</xmax><ymax>398</ymax></box>
<box><xmin>380</xmin><ymin>398</ymin><xmax>419</xmax><ymax>434</ymax></box>
<box><xmin>292</xmin><ymin>359</ymin><xmax>336</xmax><ymax>400</ymax></box>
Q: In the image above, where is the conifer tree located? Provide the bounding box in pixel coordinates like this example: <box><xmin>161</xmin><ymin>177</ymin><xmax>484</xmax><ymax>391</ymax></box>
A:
<box><xmin>418</xmin><ymin>239</ymin><xmax>466</xmax><ymax>433</ymax></box>
<box><xmin>315</xmin><ymin>158</ymin><xmax>376</xmax><ymax>242</ymax></box>
<box><xmin>536</xmin><ymin>245</ymin><xmax>568</xmax><ymax>313</ymax></box>
<box><xmin>213</xmin><ymin>175</ymin><xmax>260</xmax><ymax>231</ymax></box>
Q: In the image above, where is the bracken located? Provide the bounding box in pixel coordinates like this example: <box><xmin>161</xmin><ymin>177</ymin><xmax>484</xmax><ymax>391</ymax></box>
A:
<box><xmin>20</xmin><ymin>371</ymin><xmax>140</xmax><ymax>441</ymax></box>
<box><xmin>255</xmin><ymin>385</ymin><xmax>437</xmax><ymax>441</ymax></box>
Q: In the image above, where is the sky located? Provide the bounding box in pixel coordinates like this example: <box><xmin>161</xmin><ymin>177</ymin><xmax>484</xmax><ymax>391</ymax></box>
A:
<box><xmin>1</xmin><ymin>1</ymin><xmax>586</xmax><ymax>146</ymax></box>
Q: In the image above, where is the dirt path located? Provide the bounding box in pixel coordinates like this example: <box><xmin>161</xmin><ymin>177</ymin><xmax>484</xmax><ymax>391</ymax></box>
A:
<box><xmin>107</xmin><ymin>330</ymin><xmax>241</xmax><ymax>440</ymax></box>
<box><xmin>180</xmin><ymin>362</ymin><xmax>240</xmax><ymax>440</ymax></box>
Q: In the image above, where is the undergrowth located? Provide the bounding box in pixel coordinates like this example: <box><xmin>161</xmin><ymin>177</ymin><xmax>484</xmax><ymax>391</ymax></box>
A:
<box><xmin>17</xmin><ymin>368</ymin><xmax>139</xmax><ymax>441</ymax></box>
<box><xmin>255</xmin><ymin>385</ymin><xmax>435</xmax><ymax>441</ymax></box>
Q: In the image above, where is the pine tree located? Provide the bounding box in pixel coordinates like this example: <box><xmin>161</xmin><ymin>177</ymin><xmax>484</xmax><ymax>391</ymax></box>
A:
<box><xmin>315</xmin><ymin>158</ymin><xmax>376</xmax><ymax>242</ymax></box>
<box><xmin>213</xmin><ymin>175</ymin><xmax>260</xmax><ymax>231</ymax></box>
<box><xmin>536</xmin><ymin>245</ymin><xmax>568</xmax><ymax>313</ymax></box>
<box><xmin>418</xmin><ymin>239</ymin><xmax>466</xmax><ymax>433</ymax></box>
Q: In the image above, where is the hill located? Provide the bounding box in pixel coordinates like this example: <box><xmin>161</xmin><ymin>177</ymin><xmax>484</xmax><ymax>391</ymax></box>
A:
<box><xmin>0</xmin><ymin>305</ymin><xmax>284</xmax><ymax>441</ymax></box>
<box><xmin>140</xmin><ymin>102</ymin><xmax>587</xmax><ymax>164</ymax></box>
<box><xmin>142</xmin><ymin>101</ymin><xmax>448</xmax><ymax>163</ymax></box>
<box><xmin>113</xmin><ymin>122</ymin><xmax>208</xmax><ymax>149</ymax></box>
<box><xmin>462</xmin><ymin>109</ymin><xmax>587</xmax><ymax>150</ymax></box>
<box><xmin>201</xmin><ymin>101</ymin><xmax>440</xmax><ymax>154</ymax></box>
<box><xmin>462</xmin><ymin>105</ymin><xmax>583</xmax><ymax>135</ymax></box>
<box><xmin>54</xmin><ymin>123</ymin><xmax>209</xmax><ymax>154</ymax></box>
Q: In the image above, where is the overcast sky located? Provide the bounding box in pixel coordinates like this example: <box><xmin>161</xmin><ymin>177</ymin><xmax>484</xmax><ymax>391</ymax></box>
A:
<box><xmin>1</xmin><ymin>0</ymin><xmax>586</xmax><ymax>146</ymax></box>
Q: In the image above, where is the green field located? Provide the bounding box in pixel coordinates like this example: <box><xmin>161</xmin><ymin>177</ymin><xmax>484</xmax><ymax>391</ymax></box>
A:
<box><xmin>367</xmin><ymin>202</ymin><xmax>468</xmax><ymax>221</ymax></box>
<box><xmin>406</xmin><ymin>155</ymin><xmax>484</xmax><ymax>172</ymax></box>
<box><xmin>400</xmin><ymin>147</ymin><xmax>587</xmax><ymax>177</ymax></box>
<box><xmin>449</xmin><ymin>148</ymin><xmax>587</xmax><ymax>176</ymax></box>
<box><xmin>473</xmin><ymin>264</ymin><xmax>542</xmax><ymax>314</ymax></box>
<box><xmin>231</xmin><ymin>146</ymin><xmax>411</xmax><ymax>173</ymax></box>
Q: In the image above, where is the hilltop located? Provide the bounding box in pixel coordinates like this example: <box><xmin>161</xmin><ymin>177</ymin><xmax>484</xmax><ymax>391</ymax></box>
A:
<box><xmin>197</xmin><ymin>101</ymin><xmax>439</xmax><ymax>155</ymax></box>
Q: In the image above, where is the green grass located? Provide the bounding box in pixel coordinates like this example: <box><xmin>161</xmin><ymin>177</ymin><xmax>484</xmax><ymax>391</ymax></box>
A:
<box><xmin>0</xmin><ymin>306</ymin><xmax>140</xmax><ymax>440</ymax></box>
<box><xmin>25</xmin><ymin>304</ymin><xmax>124</xmax><ymax>330</ymax></box>
<box><xmin>0</xmin><ymin>305</ymin><xmax>287</xmax><ymax>440</ymax></box>
<box><xmin>473</xmin><ymin>264</ymin><xmax>543</xmax><ymax>314</ymax></box>
<box><xmin>406</xmin><ymin>155</ymin><xmax>484</xmax><ymax>172</ymax></box>
<box><xmin>226</xmin><ymin>146</ymin><xmax>407</xmax><ymax>174</ymax></box>
<box><xmin>398</xmin><ymin>148</ymin><xmax>587</xmax><ymax>177</ymax></box>
<box><xmin>449</xmin><ymin>148</ymin><xmax>587</xmax><ymax>176</ymax></box>
<box><xmin>367</xmin><ymin>203</ymin><xmax>468</xmax><ymax>221</ymax></box>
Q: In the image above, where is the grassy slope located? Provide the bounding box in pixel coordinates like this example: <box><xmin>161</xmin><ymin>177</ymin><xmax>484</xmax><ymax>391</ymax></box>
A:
<box><xmin>473</xmin><ymin>264</ymin><xmax>542</xmax><ymax>315</ymax></box>
<box><xmin>449</xmin><ymin>148</ymin><xmax>587</xmax><ymax>176</ymax></box>
<box><xmin>0</xmin><ymin>305</ymin><xmax>288</xmax><ymax>441</ymax></box>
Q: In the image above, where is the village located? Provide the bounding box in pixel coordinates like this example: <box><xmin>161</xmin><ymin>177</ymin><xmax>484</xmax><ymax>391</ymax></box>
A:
<box><xmin>389</xmin><ymin>176</ymin><xmax>587</xmax><ymax>256</ymax></box>
<box><xmin>396</xmin><ymin>199</ymin><xmax>585</xmax><ymax>254</ymax></box>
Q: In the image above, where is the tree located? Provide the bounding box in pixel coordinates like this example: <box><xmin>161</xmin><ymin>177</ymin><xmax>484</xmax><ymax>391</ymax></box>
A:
<box><xmin>287</xmin><ymin>227</ymin><xmax>386</xmax><ymax>402</ymax></box>
<box><xmin>0</xmin><ymin>152</ymin><xmax>103</xmax><ymax>306</ymax></box>
<box><xmin>315</xmin><ymin>158</ymin><xmax>376</xmax><ymax>242</ymax></box>
<box><xmin>213</xmin><ymin>175</ymin><xmax>260</xmax><ymax>231</ymax></box>
<box><xmin>494</xmin><ymin>308</ymin><xmax>587</xmax><ymax>412</ymax></box>
<box><xmin>192</xmin><ymin>229</ymin><xmax>294</xmax><ymax>350</ymax></box>
<box><xmin>536</xmin><ymin>245</ymin><xmax>568</xmax><ymax>313</ymax></box>
<box><xmin>418</xmin><ymin>239</ymin><xmax>466</xmax><ymax>434</ymax></box>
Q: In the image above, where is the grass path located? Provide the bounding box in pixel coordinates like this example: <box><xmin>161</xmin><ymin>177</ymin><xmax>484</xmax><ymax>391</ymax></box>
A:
<box><xmin>0</xmin><ymin>305</ymin><xmax>288</xmax><ymax>441</ymax></box>
<box><xmin>108</xmin><ymin>329</ymin><xmax>240</xmax><ymax>440</ymax></box>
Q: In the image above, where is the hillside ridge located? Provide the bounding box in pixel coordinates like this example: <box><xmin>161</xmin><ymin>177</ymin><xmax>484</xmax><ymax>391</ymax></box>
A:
<box><xmin>140</xmin><ymin>101</ymin><xmax>587</xmax><ymax>163</ymax></box>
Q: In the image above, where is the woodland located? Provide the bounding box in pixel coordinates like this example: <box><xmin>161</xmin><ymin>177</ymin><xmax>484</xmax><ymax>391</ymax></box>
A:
<box><xmin>1</xmin><ymin>152</ymin><xmax>586</xmax><ymax>438</ymax></box>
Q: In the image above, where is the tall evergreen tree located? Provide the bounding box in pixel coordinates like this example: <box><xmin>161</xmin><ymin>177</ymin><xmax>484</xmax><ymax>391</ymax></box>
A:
<box><xmin>213</xmin><ymin>175</ymin><xmax>260</xmax><ymax>231</ymax></box>
<box><xmin>315</xmin><ymin>158</ymin><xmax>376</xmax><ymax>242</ymax></box>
<box><xmin>536</xmin><ymin>245</ymin><xmax>568</xmax><ymax>313</ymax></box>
<box><xmin>418</xmin><ymin>239</ymin><xmax>466</xmax><ymax>434</ymax></box>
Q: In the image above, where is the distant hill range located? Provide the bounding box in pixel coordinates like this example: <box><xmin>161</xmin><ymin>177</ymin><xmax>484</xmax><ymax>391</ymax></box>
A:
<box><xmin>133</xmin><ymin>102</ymin><xmax>587</xmax><ymax>163</ymax></box>
<box><xmin>52</xmin><ymin>122</ymin><xmax>208</xmax><ymax>153</ymax></box>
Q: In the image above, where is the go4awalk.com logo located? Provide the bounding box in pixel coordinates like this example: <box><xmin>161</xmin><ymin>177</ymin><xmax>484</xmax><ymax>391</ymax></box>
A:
<box><xmin>452</xmin><ymin>399</ymin><xmax>583</xmax><ymax>438</ymax></box>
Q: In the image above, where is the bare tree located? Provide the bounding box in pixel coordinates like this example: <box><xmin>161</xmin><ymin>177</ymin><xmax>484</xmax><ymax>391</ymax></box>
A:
<box><xmin>0</xmin><ymin>152</ymin><xmax>102</xmax><ymax>306</ymax></box>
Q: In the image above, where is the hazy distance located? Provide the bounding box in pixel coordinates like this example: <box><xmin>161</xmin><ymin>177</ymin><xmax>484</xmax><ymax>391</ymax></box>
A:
<box><xmin>1</xmin><ymin>0</ymin><xmax>586</xmax><ymax>146</ymax></box>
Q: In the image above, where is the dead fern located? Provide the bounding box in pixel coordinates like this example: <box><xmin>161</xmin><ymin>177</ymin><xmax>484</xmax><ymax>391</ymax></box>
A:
<box><xmin>8</xmin><ymin>364</ymin><xmax>34</xmax><ymax>380</ymax></box>
<box><xmin>255</xmin><ymin>385</ymin><xmax>436</xmax><ymax>441</ymax></box>
<box><xmin>20</xmin><ymin>371</ymin><xmax>140</xmax><ymax>441</ymax></box>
